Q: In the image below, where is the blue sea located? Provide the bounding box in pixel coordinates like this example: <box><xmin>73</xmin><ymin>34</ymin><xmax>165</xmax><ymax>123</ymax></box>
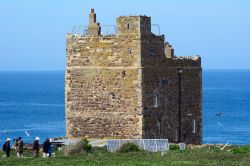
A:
<box><xmin>0</xmin><ymin>70</ymin><xmax>250</xmax><ymax>145</ymax></box>
<box><xmin>0</xmin><ymin>71</ymin><xmax>65</xmax><ymax>146</ymax></box>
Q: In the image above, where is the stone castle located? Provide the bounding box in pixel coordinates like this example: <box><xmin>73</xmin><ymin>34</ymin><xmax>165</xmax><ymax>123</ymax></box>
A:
<box><xmin>65</xmin><ymin>9</ymin><xmax>202</xmax><ymax>144</ymax></box>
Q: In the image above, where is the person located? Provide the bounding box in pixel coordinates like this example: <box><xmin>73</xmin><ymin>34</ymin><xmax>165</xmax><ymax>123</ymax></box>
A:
<box><xmin>15</xmin><ymin>137</ymin><xmax>24</xmax><ymax>158</ymax></box>
<box><xmin>2</xmin><ymin>138</ymin><xmax>11</xmax><ymax>157</ymax></box>
<box><xmin>33</xmin><ymin>137</ymin><xmax>40</xmax><ymax>157</ymax></box>
<box><xmin>42</xmin><ymin>138</ymin><xmax>49</xmax><ymax>157</ymax></box>
<box><xmin>48</xmin><ymin>138</ymin><xmax>53</xmax><ymax>157</ymax></box>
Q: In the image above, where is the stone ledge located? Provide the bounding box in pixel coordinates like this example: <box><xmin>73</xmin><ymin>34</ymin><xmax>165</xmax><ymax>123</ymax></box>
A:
<box><xmin>107</xmin><ymin>139</ymin><xmax>169</xmax><ymax>152</ymax></box>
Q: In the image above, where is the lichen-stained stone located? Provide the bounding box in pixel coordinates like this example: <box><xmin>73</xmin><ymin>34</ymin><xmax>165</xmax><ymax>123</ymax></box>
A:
<box><xmin>65</xmin><ymin>10</ymin><xmax>202</xmax><ymax>144</ymax></box>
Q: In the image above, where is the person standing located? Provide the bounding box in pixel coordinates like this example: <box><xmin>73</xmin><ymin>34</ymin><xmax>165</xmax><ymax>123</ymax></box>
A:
<box><xmin>48</xmin><ymin>139</ymin><xmax>52</xmax><ymax>157</ymax></box>
<box><xmin>33</xmin><ymin>137</ymin><xmax>40</xmax><ymax>157</ymax></box>
<box><xmin>15</xmin><ymin>137</ymin><xmax>24</xmax><ymax>158</ymax></box>
<box><xmin>42</xmin><ymin>138</ymin><xmax>49</xmax><ymax>157</ymax></box>
<box><xmin>2</xmin><ymin>138</ymin><xmax>11</xmax><ymax>157</ymax></box>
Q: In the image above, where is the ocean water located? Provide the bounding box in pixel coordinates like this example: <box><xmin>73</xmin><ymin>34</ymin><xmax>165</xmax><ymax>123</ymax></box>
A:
<box><xmin>203</xmin><ymin>70</ymin><xmax>250</xmax><ymax>145</ymax></box>
<box><xmin>0</xmin><ymin>71</ymin><xmax>65</xmax><ymax>146</ymax></box>
<box><xmin>0</xmin><ymin>70</ymin><xmax>250</xmax><ymax>145</ymax></box>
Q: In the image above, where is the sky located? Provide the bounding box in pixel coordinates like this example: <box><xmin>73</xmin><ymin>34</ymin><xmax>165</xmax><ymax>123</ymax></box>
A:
<box><xmin>0</xmin><ymin>0</ymin><xmax>249</xmax><ymax>70</ymax></box>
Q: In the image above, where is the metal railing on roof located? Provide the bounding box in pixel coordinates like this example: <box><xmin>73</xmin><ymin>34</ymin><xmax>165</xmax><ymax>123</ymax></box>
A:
<box><xmin>71</xmin><ymin>25</ymin><xmax>88</xmax><ymax>35</ymax></box>
<box><xmin>101</xmin><ymin>25</ymin><xmax>117</xmax><ymax>36</ymax></box>
<box><xmin>71</xmin><ymin>25</ymin><xmax>116</xmax><ymax>36</ymax></box>
<box><xmin>151</xmin><ymin>24</ymin><xmax>161</xmax><ymax>35</ymax></box>
<box><xmin>70</xmin><ymin>24</ymin><xmax>160</xmax><ymax>35</ymax></box>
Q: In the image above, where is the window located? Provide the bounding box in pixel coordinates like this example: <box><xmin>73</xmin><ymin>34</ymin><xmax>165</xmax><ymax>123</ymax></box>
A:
<box><xmin>110</xmin><ymin>92</ymin><xmax>115</xmax><ymax>100</ymax></box>
<box><xmin>192</xmin><ymin>119</ymin><xmax>196</xmax><ymax>134</ymax></box>
<box><xmin>127</xmin><ymin>23</ymin><xmax>130</xmax><ymax>30</ymax></box>
<box><xmin>153</xmin><ymin>93</ymin><xmax>159</xmax><ymax>108</ymax></box>
<box><xmin>157</xmin><ymin>119</ymin><xmax>161</xmax><ymax>136</ymax></box>
<box><xmin>122</xmin><ymin>71</ymin><xmax>126</xmax><ymax>78</ymax></box>
<box><xmin>174</xmin><ymin>128</ymin><xmax>178</xmax><ymax>142</ymax></box>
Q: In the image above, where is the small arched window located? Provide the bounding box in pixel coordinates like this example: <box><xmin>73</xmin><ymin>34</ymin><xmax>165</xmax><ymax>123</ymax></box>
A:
<box><xmin>192</xmin><ymin>119</ymin><xmax>196</xmax><ymax>134</ymax></box>
<box><xmin>153</xmin><ymin>93</ymin><xmax>159</xmax><ymax>108</ymax></box>
<box><xmin>127</xmin><ymin>23</ymin><xmax>130</xmax><ymax>30</ymax></box>
<box><xmin>174</xmin><ymin>128</ymin><xmax>178</xmax><ymax>142</ymax></box>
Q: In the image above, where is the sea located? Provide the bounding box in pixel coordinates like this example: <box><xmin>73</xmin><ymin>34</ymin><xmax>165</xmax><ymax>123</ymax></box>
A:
<box><xmin>0</xmin><ymin>70</ymin><xmax>250</xmax><ymax>146</ymax></box>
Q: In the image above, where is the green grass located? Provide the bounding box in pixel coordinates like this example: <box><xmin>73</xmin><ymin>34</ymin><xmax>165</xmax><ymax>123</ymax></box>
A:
<box><xmin>0</xmin><ymin>146</ymin><xmax>250</xmax><ymax>166</ymax></box>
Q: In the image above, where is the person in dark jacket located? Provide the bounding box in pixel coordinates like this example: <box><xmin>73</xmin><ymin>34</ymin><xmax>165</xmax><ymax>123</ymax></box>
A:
<box><xmin>15</xmin><ymin>137</ymin><xmax>24</xmax><ymax>158</ymax></box>
<box><xmin>33</xmin><ymin>137</ymin><xmax>40</xmax><ymax>157</ymax></box>
<box><xmin>2</xmin><ymin>138</ymin><xmax>11</xmax><ymax>157</ymax></box>
<box><xmin>43</xmin><ymin>138</ymin><xmax>50</xmax><ymax>157</ymax></box>
<box><xmin>48</xmin><ymin>139</ymin><xmax>53</xmax><ymax>157</ymax></box>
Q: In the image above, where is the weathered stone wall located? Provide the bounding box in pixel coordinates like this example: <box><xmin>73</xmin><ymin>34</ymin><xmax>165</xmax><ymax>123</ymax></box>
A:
<box><xmin>66</xmin><ymin>13</ymin><xmax>202</xmax><ymax>144</ymax></box>
<box><xmin>66</xmin><ymin>20</ymin><xmax>143</xmax><ymax>138</ymax></box>
<box><xmin>66</xmin><ymin>35</ymin><xmax>140</xmax><ymax>67</ymax></box>
<box><xmin>117</xmin><ymin>16</ymin><xmax>141</xmax><ymax>35</ymax></box>
<box><xmin>140</xmin><ymin>31</ymin><xmax>202</xmax><ymax>144</ymax></box>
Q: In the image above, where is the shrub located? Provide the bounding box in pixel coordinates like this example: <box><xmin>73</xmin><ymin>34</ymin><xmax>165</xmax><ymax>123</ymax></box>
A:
<box><xmin>63</xmin><ymin>141</ymin><xmax>83</xmax><ymax>156</ymax></box>
<box><xmin>169</xmin><ymin>144</ymin><xmax>179</xmax><ymax>150</ymax></box>
<box><xmin>117</xmin><ymin>142</ymin><xmax>141</xmax><ymax>153</ymax></box>
<box><xmin>232</xmin><ymin>146</ymin><xmax>250</xmax><ymax>154</ymax></box>
<box><xmin>81</xmin><ymin>138</ymin><xmax>92</xmax><ymax>153</ymax></box>
<box><xmin>63</xmin><ymin>138</ymin><xmax>92</xmax><ymax>156</ymax></box>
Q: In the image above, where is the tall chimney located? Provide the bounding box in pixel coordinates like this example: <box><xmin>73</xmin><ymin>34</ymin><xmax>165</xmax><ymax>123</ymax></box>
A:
<box><xmin>89</xmin><ymin>8</ymin><xmax>96</xmax><ymax>25</ymax></box>
<box><xmin>88</xmin><ymin>8</ymin><xmax>101</xmax><ymax>36</ymax></box>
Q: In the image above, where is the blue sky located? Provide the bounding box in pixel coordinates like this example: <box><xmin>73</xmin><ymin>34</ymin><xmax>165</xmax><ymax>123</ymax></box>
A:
<box><xmin>0</xmin><ymin>0</ymin><xmax>249</xmax><ymax>70</ymax></box>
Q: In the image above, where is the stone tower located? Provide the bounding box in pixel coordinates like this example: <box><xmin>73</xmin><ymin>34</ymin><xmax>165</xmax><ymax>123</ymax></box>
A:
<box><xmin>65</xmin><ymin>9</ymin><xmax>202</xmax><ymax>144</ymax></box>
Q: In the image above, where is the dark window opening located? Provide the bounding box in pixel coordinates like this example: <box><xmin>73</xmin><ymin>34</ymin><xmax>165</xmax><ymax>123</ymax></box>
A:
<box><xmin>111</xmin><ymin>92</ymin><xmax>115</xmax><ymax>100</ymax></box>
<box><xmin>122</xmin><ymin>71</ymin><xmax>126</xmax><ymax>78</ymax></box>
<box><xmin>127</xmin><ymin>23</ymin><xmax>130</xmax><ymax>30</ymax></box>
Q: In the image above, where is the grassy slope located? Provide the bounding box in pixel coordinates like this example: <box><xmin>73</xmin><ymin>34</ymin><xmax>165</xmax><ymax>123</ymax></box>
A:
<box><xmin>0</xmin><ymin>146</ymin><xmax>250</xmax><ymax>166</ymax></box>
